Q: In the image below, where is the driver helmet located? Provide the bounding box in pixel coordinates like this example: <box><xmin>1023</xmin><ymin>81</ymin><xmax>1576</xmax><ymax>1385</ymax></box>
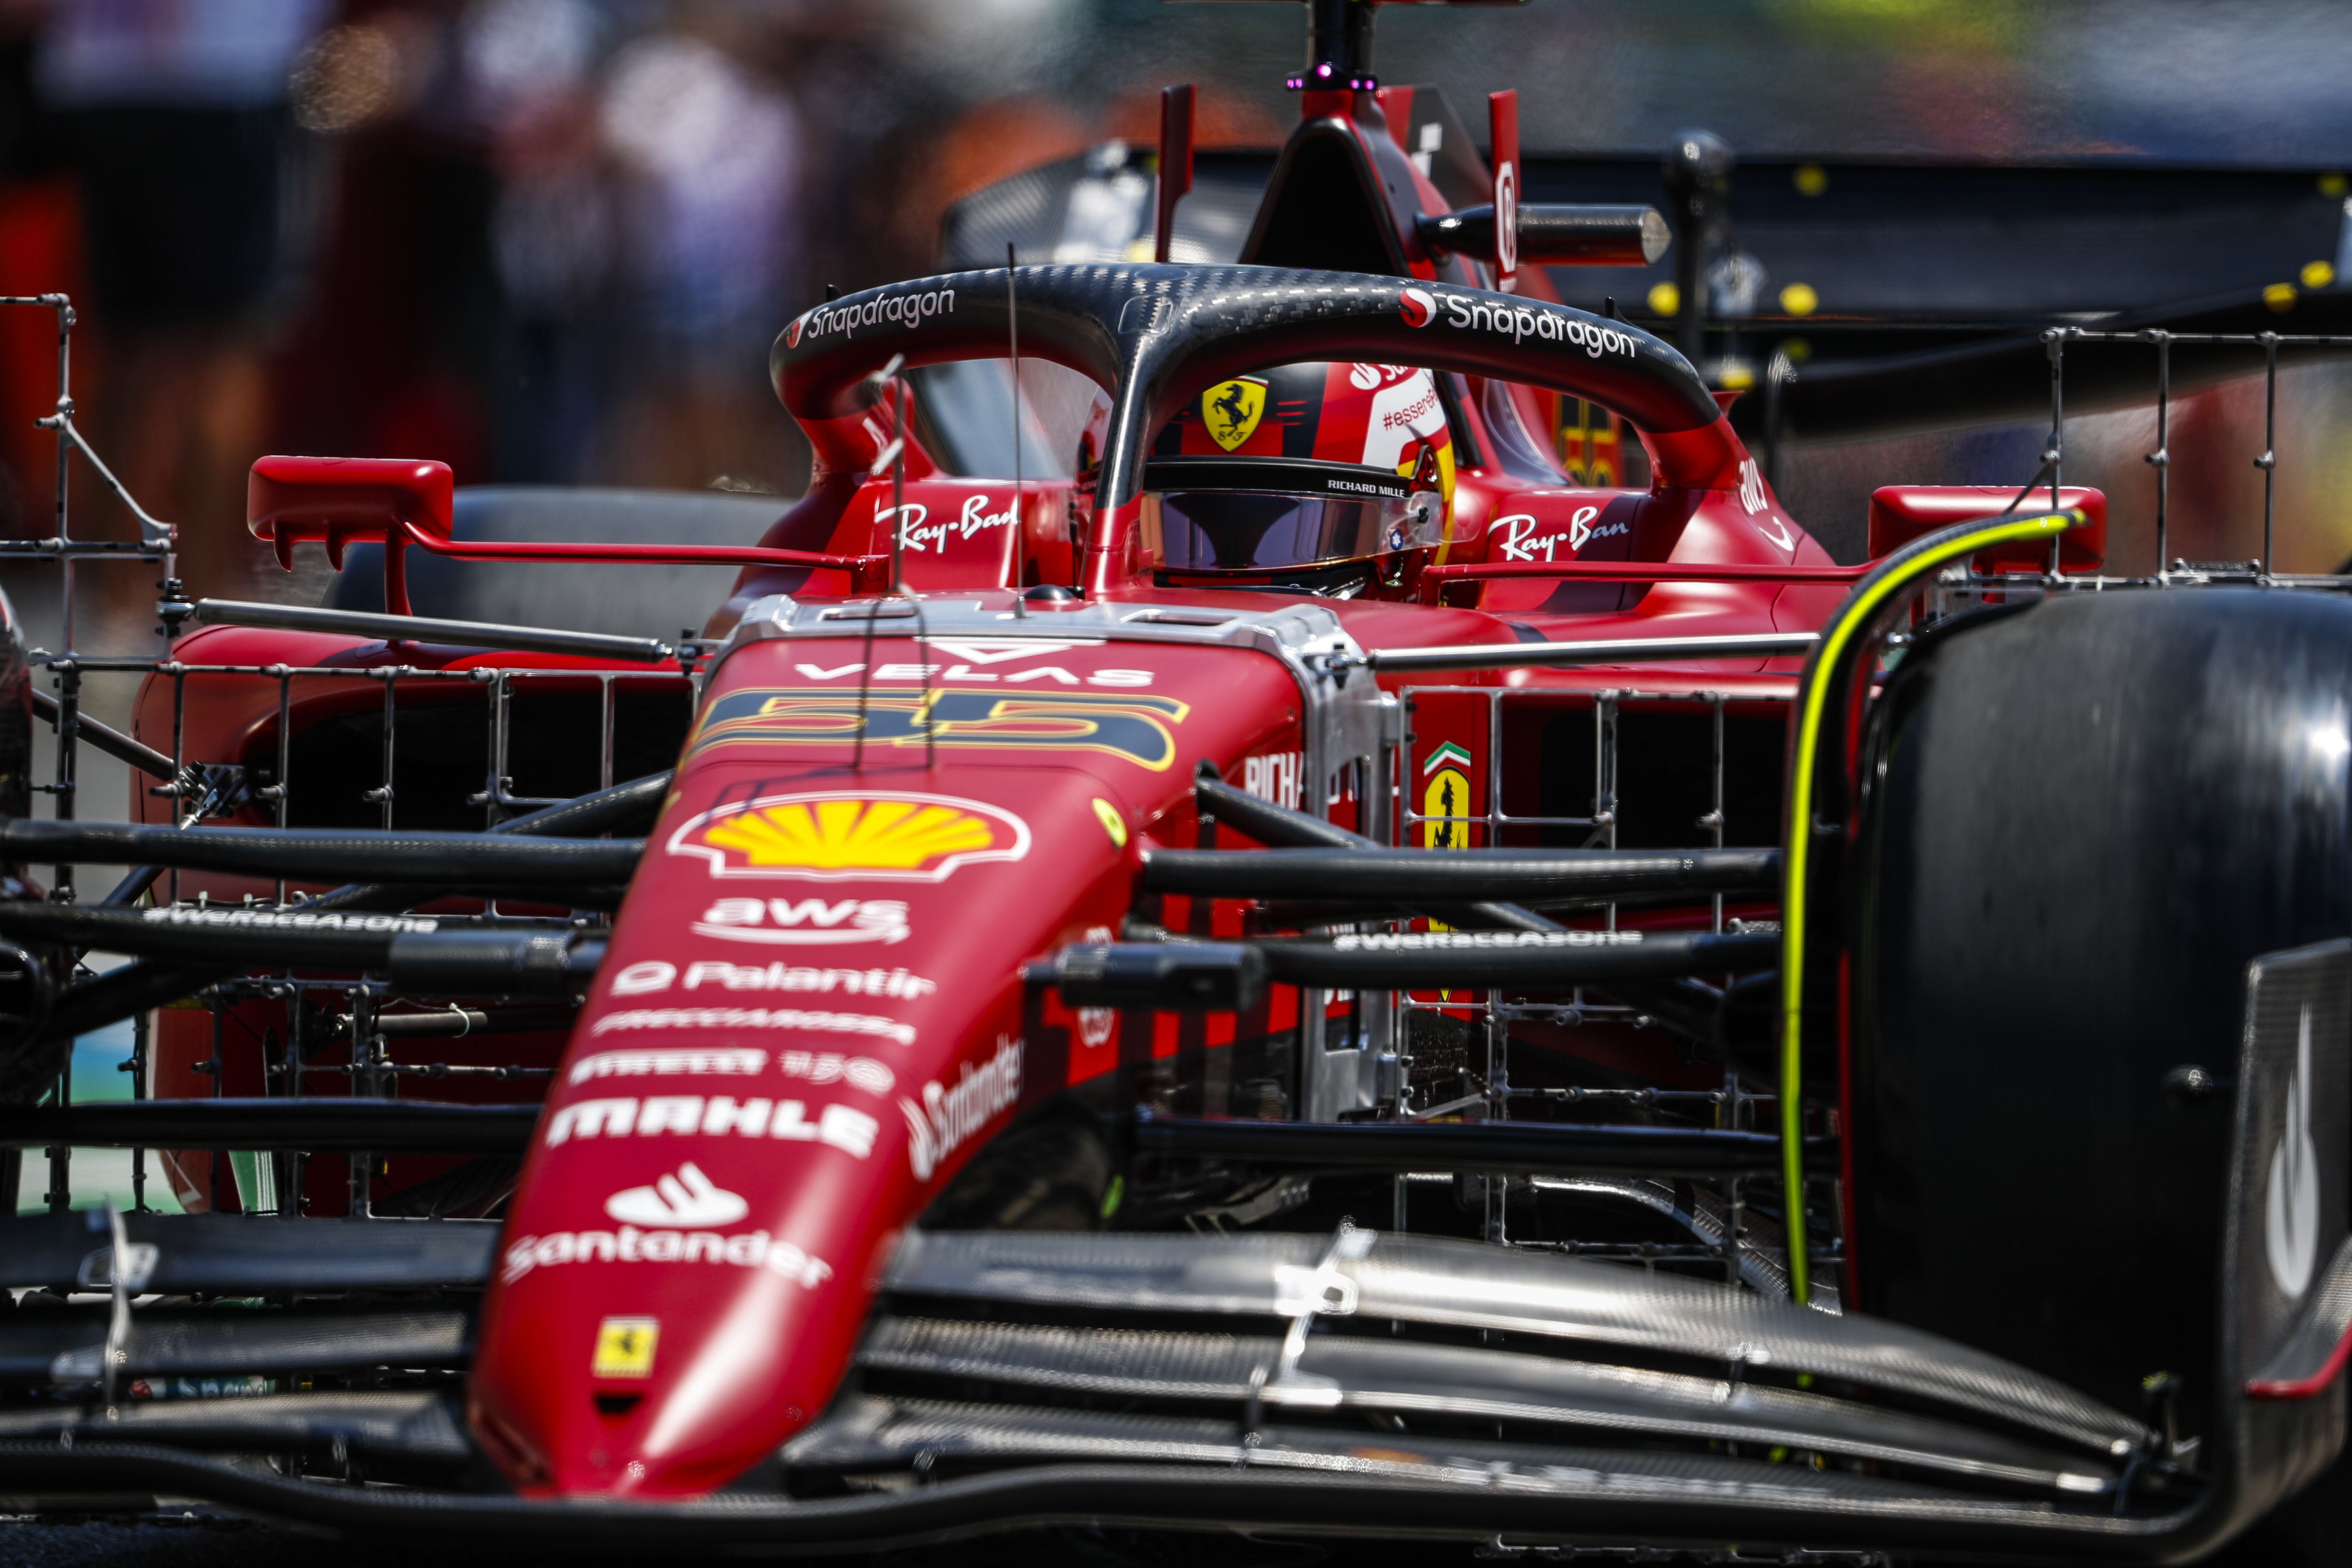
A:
<box><xmin>1144</xmin><ymin>362</ymin><xmax>1455</xmax><ymax>591</ymax></box>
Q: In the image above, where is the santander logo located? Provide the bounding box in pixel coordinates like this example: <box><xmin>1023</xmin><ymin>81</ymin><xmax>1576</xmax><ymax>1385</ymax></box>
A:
<box><xmin>1398</xmin><ymin>287</ymin><xmax>1437</xmax><ymax>329</ymax></box>
<box><xmin>605</xmin><ymin>1162</ymin><xmax>749</xmax><ymax>1228</ymax></box>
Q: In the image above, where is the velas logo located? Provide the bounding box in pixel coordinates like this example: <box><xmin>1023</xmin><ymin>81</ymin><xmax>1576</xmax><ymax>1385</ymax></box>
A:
<box><xmin>919</xmin><ymin>637</ymin><xmax>1104</xmax><ymax>664</ymax></box>
<box><xmin>607</xmin><ymin>1161</ymin><xmax>746</xmax><ymax>1227</ymax></box>
<box><xmin>1398</xmin><ymin>287</ymin><xmax>1437</xmax><ymax>328</ymax></box>
<box><xmin>668</xmin><ymin>792</ymin><xmax>1030</xmax><ymax>883</ymax></box>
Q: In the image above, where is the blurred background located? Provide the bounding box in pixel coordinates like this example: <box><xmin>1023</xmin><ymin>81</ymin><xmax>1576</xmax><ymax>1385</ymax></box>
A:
<box><xmin>8</xmin><ymin>0</ymin><xmax>2352</xmax><ymax>602</ymax></box>
<box><xmin>11</xmin><ymin>0</ymin><xmax>2352</xmax><ymax>1213</ymax></box>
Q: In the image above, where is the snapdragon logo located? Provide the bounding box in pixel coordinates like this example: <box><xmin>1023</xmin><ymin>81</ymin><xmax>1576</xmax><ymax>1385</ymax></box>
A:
<box><xmin>1423</xmin><ymin>292</ymin><xmax>1636</xmax><ymax>358</ymax></box>
<box><xmin>790</xmin><ymin>287</ymin><xmax>956</xmax><ymax>347</ymax></box>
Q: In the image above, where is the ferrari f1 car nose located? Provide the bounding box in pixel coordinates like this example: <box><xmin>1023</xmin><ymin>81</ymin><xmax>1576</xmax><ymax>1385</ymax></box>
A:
<box><xmin>461</xmin><ymin>619</ymin><xmax>1254</xmax><ymax>1492</ymax></box>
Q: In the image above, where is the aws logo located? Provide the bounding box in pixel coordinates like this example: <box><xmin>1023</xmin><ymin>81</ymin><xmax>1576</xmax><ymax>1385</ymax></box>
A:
<box><xmin>668</xmin><ymin>792</ymin><xmax>1030</xmax><ymax>883</ymax></box>
<box><xmin>689</xmin><ymin>688</ymin><xmax>1192</xmax><ymax>771</ymax></box>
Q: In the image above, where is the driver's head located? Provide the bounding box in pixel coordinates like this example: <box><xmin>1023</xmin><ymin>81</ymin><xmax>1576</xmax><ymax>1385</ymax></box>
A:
<box><xmin>1144</xmin><ymin>362</ymin><xmax>1455</xmax><ymax>590</ymax></box>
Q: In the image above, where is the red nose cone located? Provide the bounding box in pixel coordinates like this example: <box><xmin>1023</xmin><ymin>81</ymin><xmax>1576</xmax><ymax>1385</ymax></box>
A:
<box><xmin>470</xmin><ymin>1141</ymin><xmax>886</xmax><ymax>1496</ymax></box>
<box><xmin>467</xmin><ymin>628</ymin><xmax>1298</xmax><ymax>1496</ymax></box>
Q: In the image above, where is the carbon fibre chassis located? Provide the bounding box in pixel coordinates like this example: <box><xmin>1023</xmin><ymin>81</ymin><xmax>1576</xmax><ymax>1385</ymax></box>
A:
<box><xmin>0</xmin><ymin>1227</ymin><xmax>2210</xmax><ymax>1556</ymax></box>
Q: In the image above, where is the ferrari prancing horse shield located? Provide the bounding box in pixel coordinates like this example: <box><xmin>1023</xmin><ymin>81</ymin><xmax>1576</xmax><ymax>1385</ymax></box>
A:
<box><xmin>1201</xmin><ymin>377</ymin><xmax>1268</xmax><ymax>452</ymax></box>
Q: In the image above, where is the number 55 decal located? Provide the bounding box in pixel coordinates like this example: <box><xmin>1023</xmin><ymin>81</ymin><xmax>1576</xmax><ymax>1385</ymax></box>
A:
<box><xmin>690</xmin><ymin>687</ymin><xmax>1192</xmax><ymax>771</ymax></box>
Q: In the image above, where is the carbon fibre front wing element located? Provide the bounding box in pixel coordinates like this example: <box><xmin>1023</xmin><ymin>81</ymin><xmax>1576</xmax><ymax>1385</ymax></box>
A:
<box><xmin>1</xmin><ymin>1221</ymin><xmax>2233</xmax><ymax>1555</ymax></box>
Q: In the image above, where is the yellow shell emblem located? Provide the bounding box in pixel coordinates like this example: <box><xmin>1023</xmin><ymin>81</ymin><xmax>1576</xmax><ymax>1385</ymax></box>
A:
<box><xmin>1201</xmin><ymin>376</ymin><xmax>1268</xmax><ymax>452</ymax></box>
<box><xmin>668</xmin><ymin>791</ymin><xmax>1032</xmax><ymax>883</ymax></box>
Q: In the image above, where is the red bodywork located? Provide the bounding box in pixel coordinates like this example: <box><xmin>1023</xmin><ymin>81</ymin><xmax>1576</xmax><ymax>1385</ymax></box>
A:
<box><xmin>129</xmin><ymin>85</ymin><xmax>2100</xmax><ymax>1499</ymax></box>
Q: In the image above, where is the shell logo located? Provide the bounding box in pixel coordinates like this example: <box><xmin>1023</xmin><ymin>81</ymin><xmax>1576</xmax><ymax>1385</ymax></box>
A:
<box><xmin>1398</xmin><ymin>287</ymin><xmax>1437</xmax><ymax>328</ymax></box>
<box><xmin>667</xmin><ymin>791</ymin><xmax>1032</xmax><ymax>883</ymax></box>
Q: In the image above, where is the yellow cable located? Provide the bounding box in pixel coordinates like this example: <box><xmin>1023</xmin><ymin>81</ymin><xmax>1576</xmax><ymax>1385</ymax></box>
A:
<box><xmin>1780</xmin><ymin>509</ymin><xmax>2084</xmax><ymax>1304</ymax></box>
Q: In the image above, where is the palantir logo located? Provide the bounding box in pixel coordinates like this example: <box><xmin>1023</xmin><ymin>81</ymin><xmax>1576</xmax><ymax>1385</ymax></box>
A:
<box><xmin>605</xmin><ymin>1162</ymin><xmax>749</xmax><ymax>1228</ymax></box>
<box><xmin>2265</xmin><ymin>1005</ymin><xmax>2321</xmax><ymax>1298</ymax></box>
<box><xmin>1398</xmin><ymin>287</ymin><xmax>1436</xmax><ymax>328</ymax></box>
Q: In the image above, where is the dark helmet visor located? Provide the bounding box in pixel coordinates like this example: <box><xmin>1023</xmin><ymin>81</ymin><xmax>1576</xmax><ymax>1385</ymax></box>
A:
<box><xmin>1145</xmin><ymin>457</ymin><xmax>1438</xmax><ymax>573</ymax></box>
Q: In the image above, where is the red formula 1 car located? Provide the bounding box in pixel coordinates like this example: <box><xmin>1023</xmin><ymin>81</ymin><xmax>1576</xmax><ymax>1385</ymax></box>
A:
<box><xmin>1</xmin><ymin>6</ymin><xmax>2347</xmax><ymax>1560</ymax></box>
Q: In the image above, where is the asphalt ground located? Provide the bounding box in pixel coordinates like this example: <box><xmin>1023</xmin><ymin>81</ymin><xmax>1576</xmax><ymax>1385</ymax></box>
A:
<box><xmin>0</xmin><ymin>1500</ymin><xmax>2344</xmax><ymax>1568</ymax></box>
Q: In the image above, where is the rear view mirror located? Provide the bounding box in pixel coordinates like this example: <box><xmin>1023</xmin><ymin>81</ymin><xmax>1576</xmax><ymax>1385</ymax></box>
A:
<box><xmin>248</xmin><ymin>456</ymin><xmax>454</xmax><ymax>613</ymax></box>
